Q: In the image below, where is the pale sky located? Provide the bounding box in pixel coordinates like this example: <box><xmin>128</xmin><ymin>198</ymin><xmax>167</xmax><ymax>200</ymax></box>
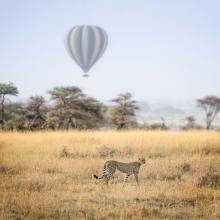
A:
<box><xmin>0</xmin><ymin>0</ymin><xmax>219</xmax><ymax>102</ymax></box>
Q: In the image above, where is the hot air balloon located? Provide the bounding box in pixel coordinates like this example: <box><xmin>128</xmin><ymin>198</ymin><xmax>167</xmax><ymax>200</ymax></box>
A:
<box><xmin>66</xmin><ymin>25</ymin><xmax>108</xmax><ymax>77</ymax></box>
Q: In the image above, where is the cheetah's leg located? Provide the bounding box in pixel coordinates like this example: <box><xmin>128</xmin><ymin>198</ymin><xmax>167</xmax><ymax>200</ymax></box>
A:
<box><xmin>123</xmin><ymin>174</ymin><xmax>130</xmax><ymax>186</ymax></box>
<box><xmin>103</xmin><ymin>174</ymin><xmax>110</xmax><ymax>184</ymax></box>
<box><xmin>104</xmin><ymin>169</ymin><xmax>115</xmax><ymax>184</ymax></box>
<box><xmin>134</xmin><ymin>173</ymin><xmax>139</xmax><ymax>185</ymax></box>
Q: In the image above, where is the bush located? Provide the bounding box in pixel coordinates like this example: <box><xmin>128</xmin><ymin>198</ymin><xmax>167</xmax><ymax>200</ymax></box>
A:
<box><xmin>97</xmin><ymin>145</ymin><xmax>121</xmax><ymax>158</ymax></box>
<box><xmin>177</xmin><ymin>162</ymin><xmax>191</xmax><ymax>173</ymax></box>
<box><xmin>3</xmin><ymin>120</ymin><xmax>16</xmax><ymax>130</ymax></box>
<box><xmin>0</xmin><ymin>164</ymin><xmax>21</xmax><ymax>175</ymax></box>
<box><xmin>59</xmin><ymin>147</ymin><xmax>69</xmax><ymax>158</ymax></box>
<box><xmin>200</xmin><ymin>146</ymin><xmax>220</xmax><ymax>155</ymax></box>
<box><xmin>197</xmin><ymin>173</ymin><xmax>220</xmax><ymax>188</ymax></box>
<box><xmin>58</xmin><ymin>147</ymin><xmax>88</xmax><ymax>158</ymax></box>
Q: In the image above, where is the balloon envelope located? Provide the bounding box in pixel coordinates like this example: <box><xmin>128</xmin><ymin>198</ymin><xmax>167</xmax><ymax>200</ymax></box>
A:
<box><xmin>66</xmin><ymin>25</ymin><xmax>108</xmax><ymax>75</ymax></box>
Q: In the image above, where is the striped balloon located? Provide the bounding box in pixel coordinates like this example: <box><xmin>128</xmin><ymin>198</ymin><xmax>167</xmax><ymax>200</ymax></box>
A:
<box><xmin>66</xmin><ymin>25</ymin><xmax>108</xmax><ymax>76</ymax></box>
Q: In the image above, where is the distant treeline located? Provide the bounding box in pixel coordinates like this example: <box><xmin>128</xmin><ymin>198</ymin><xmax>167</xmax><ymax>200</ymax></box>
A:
<box><xmin>0</xmin><ymin>82</ymin><xmax>220</xmax><ymax>131</ymax></box>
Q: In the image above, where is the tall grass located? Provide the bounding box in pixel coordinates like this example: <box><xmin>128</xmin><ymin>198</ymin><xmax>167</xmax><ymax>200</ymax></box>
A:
<box><xmin>0</xmin><ymin>130</ymin><xmax>220</xmax><ymax>219</ymax></box>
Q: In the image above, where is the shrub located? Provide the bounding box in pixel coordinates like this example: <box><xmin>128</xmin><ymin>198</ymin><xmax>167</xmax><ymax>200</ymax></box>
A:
<box><xmin>200</xmin><ymin>146</ymin><xmax>220</xmax><ymax>155</ymax></box>
<box><xmin>59</xmin><ymin>147</ymin><xmax>69</xmax><ymax>158</ymax></box>
<box><xmin>58</xmin><ymin>147</ymin><xmax>88</xmax><ymax>158</ymax></box>
<box><xmin>0</xmin><ymin>164</ymin><xmax>21</xmax><ymax>175</ymax></box>
<box><xmin>197</xmin><ymin>172</ymin><xmax>220</xmax><ymax>188</ymax></box>
<box><xmin>97</xmin><ymin>145</ymin><xmax>121</xmax><ymax>158</ymax></box>
<box><xmin>27</xmin><ymin>180</ymin><xmax>46</xmax><ymax>192</ymax></box>
<box><xmin>177</xmin><ymin>162</ymin><xmax>191</xmax><ymax>173</ymax></box>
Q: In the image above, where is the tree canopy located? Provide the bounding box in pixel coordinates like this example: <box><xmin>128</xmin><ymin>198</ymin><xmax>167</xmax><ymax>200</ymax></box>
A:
<box><xmin>197</xmin><ymin>95</ymin><xmax>220</xmax><ymax>130</ymax></box>
<box><xmin>109</xmin><ymin>92</ymin><xmax>138</xmax><ymax>129</ymax></box>
<box><xmin>0</xmin><ymin>83</ymin><xmax>18</xmax><ymax>126</ymax></box>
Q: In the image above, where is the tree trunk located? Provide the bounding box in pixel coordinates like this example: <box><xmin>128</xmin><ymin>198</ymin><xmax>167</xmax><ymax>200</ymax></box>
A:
<box><xmin>206</xmin><ymin>118</ymin><xmax>212</xmax><ymax>130</ymax></box>
<box><xmin>0</xmin><ymin>95</ymin><xmax>5</xmax><ymax>126</ymax></box>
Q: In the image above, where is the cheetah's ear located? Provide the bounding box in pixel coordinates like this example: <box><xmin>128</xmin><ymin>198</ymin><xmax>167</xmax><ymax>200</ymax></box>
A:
<box><xmin>139</xmin><ymin>157</ymin><xmax>145</xmax><ymax>160</ymax></box>
<box><xmin>139</xmin><ymin>157</ymin><xmax>146</xmax><ymax>164</ymax></box>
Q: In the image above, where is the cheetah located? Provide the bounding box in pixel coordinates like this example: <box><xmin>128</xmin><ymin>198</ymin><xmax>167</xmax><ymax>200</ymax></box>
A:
<box><xmin>93</xmin><ymin>158</ymin><xmax>145</xmax><ymax>185</ymax></box>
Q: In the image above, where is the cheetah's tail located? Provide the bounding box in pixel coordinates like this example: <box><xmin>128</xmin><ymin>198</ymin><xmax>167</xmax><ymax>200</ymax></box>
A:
<box><xmin>93</xmin><ymin>174</ymin><xmax>103</xmax><ymax>179</ymax></box>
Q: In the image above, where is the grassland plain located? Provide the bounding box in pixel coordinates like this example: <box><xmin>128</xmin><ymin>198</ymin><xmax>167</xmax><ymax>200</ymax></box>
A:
<box><xmin>0</xmin><ymin>130</ymin><xmax>220</xmax><ymax>219</ymax></box>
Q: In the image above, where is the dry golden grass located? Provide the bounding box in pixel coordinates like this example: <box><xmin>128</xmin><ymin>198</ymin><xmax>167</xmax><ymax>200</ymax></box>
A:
<box><xmin>0</xmin><ymin>130</ymin><xmax>220</xmax><ymax>219</ymax></box>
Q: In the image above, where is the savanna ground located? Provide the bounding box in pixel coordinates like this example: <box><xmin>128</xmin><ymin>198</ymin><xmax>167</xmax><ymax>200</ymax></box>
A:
<box><xmin>0</xmin><ymin>131</ymin><xmax>220</xmax><ymax>220</ymax></box>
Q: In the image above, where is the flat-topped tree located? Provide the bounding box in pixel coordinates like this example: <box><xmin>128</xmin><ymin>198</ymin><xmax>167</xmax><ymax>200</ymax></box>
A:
<box><xmin>48</xmin><ymin>86</ymin><xmax>82</xmax><ymax>105</ymax></box>
<box><xmin>47</xmin><ymin>86</ymin><xmax>104</xmax><ymax>129</ymax></box>
<box><xmin>0</xmin><ymin>83</ymin><xmax>18</xmax><ymax>126</ymax></box>
<box><xmin>197</xmin><ymin>95</ymin><xmax>220</xmax><ymax>130</ymax></box>
<box><xmin>110</xmin><ymin>92</ymin><xmax>138</xmax><ymax>129</ymax></box>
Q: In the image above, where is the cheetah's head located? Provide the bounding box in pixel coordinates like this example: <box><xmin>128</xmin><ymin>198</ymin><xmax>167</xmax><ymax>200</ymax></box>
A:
<box><xmin>138</xmin><ymin>157</ymin><xmax>146</xmax><ymax>164</ymax></box>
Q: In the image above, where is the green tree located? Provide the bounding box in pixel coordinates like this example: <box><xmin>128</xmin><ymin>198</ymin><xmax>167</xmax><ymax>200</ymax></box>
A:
<box><xmin>0</xmin><ymin>83</ymin><xmax>18</xmax><ymax>127</ymax></box>
<box><xmin>109</xmin><ymin>92</ymin><xmax>138</xmax><ymax>129</ymax></box>
<box><xmin>197</xmin><ymin>96</ymin><xmax>220</xmax><ymax>130</ymax></box>
<box><xmin>47</xmin><ymin>86</ymin><xmax>104</xmax><ymax>129</ymax></box>
<box><xmin>4</xmin><ymin>102</ymin><xmax>26</xmax><ymax>130</ymax></box>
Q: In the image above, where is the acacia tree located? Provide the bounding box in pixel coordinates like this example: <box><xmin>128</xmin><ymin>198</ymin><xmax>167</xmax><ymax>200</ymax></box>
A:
<box><xmin>181</xmin><ymin>116</ymin><xmax>201</xmax><ymax>130</ymax></box>
<box><xmin>197</xmin><ymin>95</ymin><xmax>220</xmax><ymax>130</ymax></box>
<box><xmin>109</xmin><ymin>92</ymin><xmax>138</xmax><ymax>129</ymax></box>
<box><xmin>184</xmin><ymin>116</ymin><xmax>196</xmax><ymax>130</ymax></box>
<box><xmin>0</xmin><ymin>83</ymin><xmax>18</xmax><ymax>127</ymax></box>
<box><xmin>24</xmin><ymin>96</ymin><xmax>48</xmax><ymax>130</ymax></box>
<box><xmin>47</xmin><ymin>86</ymin><xmax>104</xmax><ymax>129</ymax></box>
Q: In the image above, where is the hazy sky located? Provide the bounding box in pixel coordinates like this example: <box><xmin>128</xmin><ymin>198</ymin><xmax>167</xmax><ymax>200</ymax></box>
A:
<box><xmin>0</xmin><ymin>0</ymin><xmax>220</xmax><ymax>102</ymax></box>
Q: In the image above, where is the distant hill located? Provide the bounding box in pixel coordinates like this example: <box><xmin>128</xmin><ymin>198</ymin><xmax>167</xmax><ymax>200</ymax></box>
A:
<box><xmin>105</xmin><ymin>100</ymin><xmax>220</xmax><ymax>129</ymax></box>
<box><xmin>137</xmin><ymin>101</ymin><xmax>185</xmax><ymax>117</ymax></box>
